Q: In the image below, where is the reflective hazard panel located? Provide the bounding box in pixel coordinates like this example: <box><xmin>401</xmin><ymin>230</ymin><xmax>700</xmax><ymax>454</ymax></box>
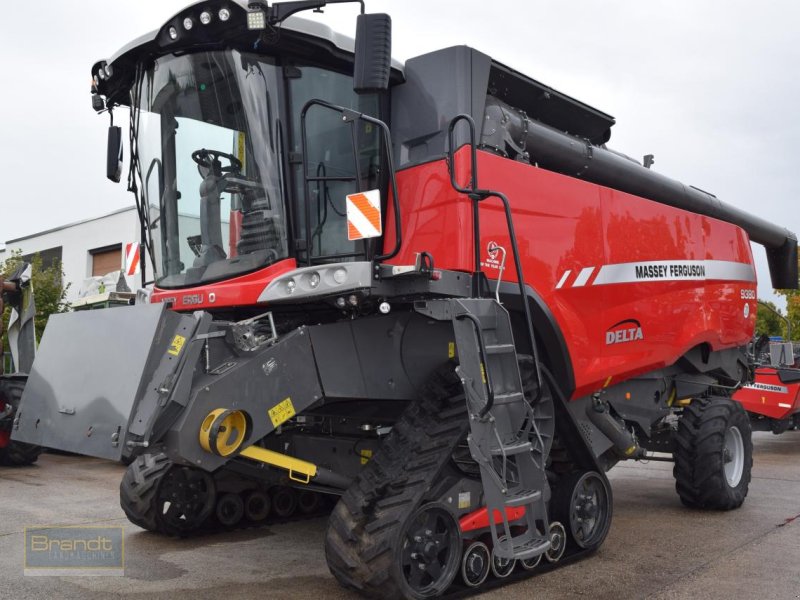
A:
<box><xmin>346</xmin><ymin>189</ymin><xmax>382</xmax><ymax>241</ymax></box>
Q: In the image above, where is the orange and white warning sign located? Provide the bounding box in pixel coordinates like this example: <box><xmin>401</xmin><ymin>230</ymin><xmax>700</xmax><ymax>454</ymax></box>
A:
<box><xmin>346</xmin><ymin>189</ymin><xmax>382</xmax><ymax>241</ymax></box>
<box><xmin>124</xmin><ymin>242</ymin><xmax>141</xmax><ymax>276</ymax></box>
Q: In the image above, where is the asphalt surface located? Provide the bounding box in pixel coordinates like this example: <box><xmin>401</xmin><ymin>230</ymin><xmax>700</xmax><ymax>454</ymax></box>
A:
<box><xmin>1</xmin><ymin>431</ymin><xmax>799</xmax><ymax>600</ymax></box>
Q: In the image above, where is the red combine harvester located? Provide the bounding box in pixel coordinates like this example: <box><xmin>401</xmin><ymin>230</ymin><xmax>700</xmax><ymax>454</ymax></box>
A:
<box><xmin>11</xmin><ymin>1</ymin><xmax>799</xmax><ymax>597</ymax></box>
<box><xmin>735</xmin><ymin>338</ymin><xmax>800</xmax><ymax>433</ymax></box>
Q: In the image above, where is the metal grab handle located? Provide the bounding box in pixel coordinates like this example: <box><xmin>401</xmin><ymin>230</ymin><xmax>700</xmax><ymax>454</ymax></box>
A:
<box><xmin>299</xmin><ymin>99</ymin><xmax>402</xmax><ymax>262</ymax></box>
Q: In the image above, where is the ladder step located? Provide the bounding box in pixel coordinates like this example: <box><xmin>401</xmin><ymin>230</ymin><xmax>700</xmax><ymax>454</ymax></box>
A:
<box><xmin>492</xmin><ymin>392</ymin><xmax>525</xmax><ymax>405</ymax></box>
<box><xmin>495</xmin><ymin>535</ymin><xmax>551</xmax><ymax>560</ymax></box>
<box><xmin>504</xmin><ymin>488</ymin><xmax>542</xmax><ymax>507</ymax></box>
<box><xmin>489</xmin><ymin>439</ymin><xmax>532</xmax><ymax>455</ymax></box>
<box><xmin>485</xmin><ymin>343</ymin><xmax>516</xmax><ymax>355</ymax></box>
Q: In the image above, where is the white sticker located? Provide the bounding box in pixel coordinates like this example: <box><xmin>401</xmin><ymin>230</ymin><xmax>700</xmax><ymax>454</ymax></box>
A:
<box><xmin>458</xmin><ymin>491</ymin><xmax>471</xmax><ymax>509</ymax></box>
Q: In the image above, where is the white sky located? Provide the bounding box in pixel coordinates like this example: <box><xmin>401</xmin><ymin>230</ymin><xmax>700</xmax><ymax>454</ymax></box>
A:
<box><xmin>0</xmin><ymin>1</ymin><xmax>797</xmax><ymax>305</ymax></box>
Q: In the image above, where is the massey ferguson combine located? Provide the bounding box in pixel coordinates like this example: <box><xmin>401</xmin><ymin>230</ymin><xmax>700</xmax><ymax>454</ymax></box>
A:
<box><xmin>735</xmin><ymin>337</ymin><xmax>800</xmax><ymax>433</ymax></box>
<box><xmin>12</xmin><ymin>1</ymin><xmax>799</xmax><ymax>597</ymax></box>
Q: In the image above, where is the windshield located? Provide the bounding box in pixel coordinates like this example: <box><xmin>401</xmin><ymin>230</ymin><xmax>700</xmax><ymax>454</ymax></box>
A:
<box><xmin>137</xmin><ymin>51</ymin><xmax>287</xmax><ymax>288</ymax></box>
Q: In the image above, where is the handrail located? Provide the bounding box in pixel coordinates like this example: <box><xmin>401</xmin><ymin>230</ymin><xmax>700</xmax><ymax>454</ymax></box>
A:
<box><xmin>446</xmin><ymin>114</ymin><xmax>544</xmax><ymax>400</ymax></box>
<box><xmin>300</xmin><ymin>99</ymin><xmax>402</xmax><ymax>264</ymax></box>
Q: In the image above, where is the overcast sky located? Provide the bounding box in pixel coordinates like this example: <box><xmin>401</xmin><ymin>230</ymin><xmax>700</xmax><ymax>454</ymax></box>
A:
<box><xmin>0</xmin><ymin>1</ymin><xmax>797</xmax><ymax>306</ymax></box>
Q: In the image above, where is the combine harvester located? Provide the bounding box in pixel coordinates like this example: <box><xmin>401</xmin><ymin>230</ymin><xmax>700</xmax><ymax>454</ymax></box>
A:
<box><xmin>12</xmin><ymin>1</ymin><xmax>798</xmax><ymax>597</ymax></box>
<box><xmin>735</xmin><ymin>337</ymin><xmax>800</xmax><ymax>434</ymax></box>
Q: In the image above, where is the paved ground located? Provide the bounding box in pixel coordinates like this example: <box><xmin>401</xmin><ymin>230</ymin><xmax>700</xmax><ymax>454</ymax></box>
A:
<box><xmin>1</xmin><ymin>431</ymin><xmax>799</xmax><ymax>599</ymax></box>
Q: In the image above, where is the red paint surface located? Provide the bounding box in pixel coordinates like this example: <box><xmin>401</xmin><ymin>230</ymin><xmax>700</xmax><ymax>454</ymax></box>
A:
<box><xmin>459</xmin><ymin>505</ymin><xmax>527</xmax><ymax>533</ymax></box>
<box><xmin>151</xmin><ymin>147</ymin><xmax>756</xmax><ymax>401</ymax></box>
<box><xmin>734</xmin><ymin>368</ymin><xmax>800</xmax><ymax>420</ymax></box>
<box><xmin>387</xmin><ymin>148</ymin><xmax>755</xmax><ymax>399</ymax></box>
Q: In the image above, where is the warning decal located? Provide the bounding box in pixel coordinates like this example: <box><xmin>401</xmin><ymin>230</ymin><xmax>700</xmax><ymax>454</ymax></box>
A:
<box><xmin>124</xmin><ymin>242</ymin><xmax>140</xmax><ymax>276</ymax></box>
<box><xmin>346</xmin><ymin>189</ymin><xmax>383</xmax><ymax>241</ymax></box>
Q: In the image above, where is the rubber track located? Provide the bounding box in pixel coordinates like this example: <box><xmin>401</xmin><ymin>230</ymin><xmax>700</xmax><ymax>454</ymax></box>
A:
<box><xmin>120</xmin><ymin>452</ymin><xmax>174</xmax><ymax>533</ymax></box>
<box><xmin>673</xmin><ymin>397</ymin><xmax>752</xmax><ymax>510</ymax></box>
<box><xmin>0</xmin><ymin>378</ymin><xmax>41</xmax><ymax>466</ymax></box>
<box><xmin>325</xmin><ymin>364</ymin><xmax>470</xmax><ymax>599</ymax></box>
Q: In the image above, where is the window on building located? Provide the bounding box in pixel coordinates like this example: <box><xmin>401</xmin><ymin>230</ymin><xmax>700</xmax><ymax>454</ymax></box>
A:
<box><xmin>20</xmin><ymin>246</ymin><xmax>63</xmax><ymax>271</ymax></box>
<box><xmin>89</xmin><ymin>244</ymin><xmax>122</xmax><ymax>277</ymax></box>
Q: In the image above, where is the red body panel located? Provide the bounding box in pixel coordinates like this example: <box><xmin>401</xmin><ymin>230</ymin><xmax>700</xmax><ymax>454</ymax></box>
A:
<box><xmin>459</xmin><ymin>505</ymin><xmax>526</xmax><ymax>533</ymax></box>
<box><xmin>734</xmin><ymin>368</ymin><xmax>800</xmax><ymax>420</ymax></box>
<box><xmin>386</xmin><ymin>148</ymin><xmax>756</xmax><ymax>399</ymax></box>
<box><xmin>151</xmin><ymin>258</ymin><xmax>298</xmax><ymax>310</ymax></box>
<box><xmin>151</xmin><ymin>147</ymin><xmax>756</xmax><ymax>400</ymax></box>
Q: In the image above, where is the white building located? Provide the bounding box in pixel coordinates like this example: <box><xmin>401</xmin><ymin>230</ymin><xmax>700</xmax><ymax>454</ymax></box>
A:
<box><xmin>1</xmin><ymin>206</ymin><xmax>141</xmax><ymax>305</ymax></box>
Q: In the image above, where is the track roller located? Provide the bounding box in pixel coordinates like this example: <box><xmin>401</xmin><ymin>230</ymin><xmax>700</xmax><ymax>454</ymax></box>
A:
<box><xmin>216</xmin><ymin>492</ymin><xmax>245</xmax><ymax>527</ymax></box>
<box><xmin>544</xmin><ymin>521</ymin><xmax>567</xmax><ymax>562</ymax></box>
<box><xmin>490</xmin><ymin>537</ymin><xmax>517</xmax><ymax>579</ymax></box>
<box><xmin>243</xmin><ymin>490</ymin><xmax>271</xmax><ymax>522</ymax></box>
<box><xmin>460</xmin><ymin>540</ymin><xmax>491</xmax><ymax>588</ymax></box>
<box><xmin>271</xmin><ymin>486</ymin><xmax>298</xmax><ymax>518</ymax></box>
<box><xmin>298</xmin><ymin>490</ymin><xmax>322</xmax><ymax>514</ymax></box>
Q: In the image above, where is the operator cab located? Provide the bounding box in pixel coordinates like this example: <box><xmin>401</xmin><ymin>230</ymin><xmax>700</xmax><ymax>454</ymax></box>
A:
<box><xmin>93</xmin><ymin>1</ymin><xmax>397</xmax><ymax>292</ymax></box>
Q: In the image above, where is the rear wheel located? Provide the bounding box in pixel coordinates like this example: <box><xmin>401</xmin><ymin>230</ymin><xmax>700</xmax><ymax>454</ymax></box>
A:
<box><xmin>120</xmin><ymin>453</ymin><xmax>215</xmax><ymax>535</ymax></box>
<box><xmin>0</xmin><ymin>378</ymin><xmax>42</xmax><ymax>466</ymax></box>
<box><xmin>673</xmin><ymin>397</ymin><xmax>752</xmax><ymax>509</ymax></box>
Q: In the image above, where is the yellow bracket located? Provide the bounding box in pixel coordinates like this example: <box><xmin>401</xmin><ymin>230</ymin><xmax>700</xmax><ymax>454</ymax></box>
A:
<box><xmin>239</xmin><ymin>446</ymin><xmax>318</xmax><ymax>484</ymax></box>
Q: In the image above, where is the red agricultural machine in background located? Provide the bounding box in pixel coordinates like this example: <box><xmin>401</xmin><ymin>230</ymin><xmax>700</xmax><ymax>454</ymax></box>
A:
<box><xmin>12</xmin><ymin>1</ymin><xmax>799</xmax><ymax>597</ymax></box>
<box><xmin>0</xmin><ymin>263</ymin><xmax>41</xmax><ymax>465</ymax></box>
<box><xmin>735</xmin><ymin>336</ymin><xmax>800</xmax><ymax>434</ymax></box>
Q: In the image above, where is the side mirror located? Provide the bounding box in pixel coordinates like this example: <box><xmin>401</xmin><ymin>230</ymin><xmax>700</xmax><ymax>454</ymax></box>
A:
<box><xmin>353</xmin><ymin>13</ymin><xmax>391</xmax><ymax>94</ymax></box>
<box><xmin>107</xmin><ymin>125</ymin><xmax>123</xmax><ymax>183</ymax></box>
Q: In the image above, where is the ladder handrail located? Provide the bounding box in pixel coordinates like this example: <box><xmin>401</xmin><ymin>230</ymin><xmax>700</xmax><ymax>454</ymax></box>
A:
<box><xmin>446</xmin><ymin>114</ymin><xmax>543</xmax><ymax>400</ymax></box>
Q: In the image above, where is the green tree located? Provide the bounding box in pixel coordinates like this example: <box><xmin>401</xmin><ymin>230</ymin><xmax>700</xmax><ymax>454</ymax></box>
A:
<box><xmin>755</xmin><ymin>299</ymin><xmax>786</xmax><ymax>338</ymax></box>
<box><xmin>1</xmin><ymin>250</ymin><xmax>70</xmax><ymax>344</ymax></box>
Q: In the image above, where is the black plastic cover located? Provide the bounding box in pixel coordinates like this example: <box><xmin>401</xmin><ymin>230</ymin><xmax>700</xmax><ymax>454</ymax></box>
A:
<box><xmin>353</xmin><ymin>13</ymin><xmax>391</xmax><ymax>93</ymax></box>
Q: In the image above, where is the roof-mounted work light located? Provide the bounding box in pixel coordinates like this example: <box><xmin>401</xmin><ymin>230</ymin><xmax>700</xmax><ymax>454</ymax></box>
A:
<box><xmin>247</xmin><ymin>2</ymin><xmax>268</xmax><ymax>29</ymax></box>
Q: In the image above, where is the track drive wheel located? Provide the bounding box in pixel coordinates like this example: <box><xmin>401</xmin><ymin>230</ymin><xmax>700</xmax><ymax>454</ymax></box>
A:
<box><xmin>0</xmin><ymin>378</ymin><xmax>42</xmax><ymax>466</ymax></box>
<box><xmin>673</xmin><ymin>397</ymin><xmax>752</xmax><ymax>510</ymax></box>
<box><xmin>120</xmin><ymin>453</ymin><xmax>215</xmax><ymax>535</ymax></box>
<box><xmin>552</xmin><ymin>470</ymin><xmax>612</xmax><ymax>551</ymax></box>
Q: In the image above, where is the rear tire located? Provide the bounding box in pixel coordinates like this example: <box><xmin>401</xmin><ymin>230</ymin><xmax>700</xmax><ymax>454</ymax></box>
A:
<box><xmin>673</xmin><ymin>397</ymin><xmax>752</xmax><ymax>510</ymax></box>
<box><xmin>120</xmin><ymin>453</ymin><xmax>216</xmax><ymax>535</ymax></box>
<box><xmin>0</xmin><ymin>378</ymin><xmax>42</xmax><ymax>466</ymax></box>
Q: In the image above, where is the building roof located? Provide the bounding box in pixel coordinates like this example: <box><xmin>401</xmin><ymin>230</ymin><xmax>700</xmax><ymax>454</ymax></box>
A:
<box><xmin>6</xmin><ymin>205</ymin><xmax>136</xmax><ymax>245</ymax></box>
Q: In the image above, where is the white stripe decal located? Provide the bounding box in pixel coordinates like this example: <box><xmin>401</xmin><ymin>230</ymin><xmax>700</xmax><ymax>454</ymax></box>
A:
<box><xmin>591</xmin><ymin>260</ymin><xmax>755</xmax><ymax>287</ymax></box>
<box><xmin>778</xmin><ymin>403</ymin><xmax>792</xmax><ymax>409</ymax></box>
<box><xmin>556</xmin><ymin>270</ymin><xmax>571</xmax><ymax>289</ymax></box>
<box><xmin>573</xmin><ymin>267</ymin><xmax>595</xmax><ymax>287</ymax></box>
